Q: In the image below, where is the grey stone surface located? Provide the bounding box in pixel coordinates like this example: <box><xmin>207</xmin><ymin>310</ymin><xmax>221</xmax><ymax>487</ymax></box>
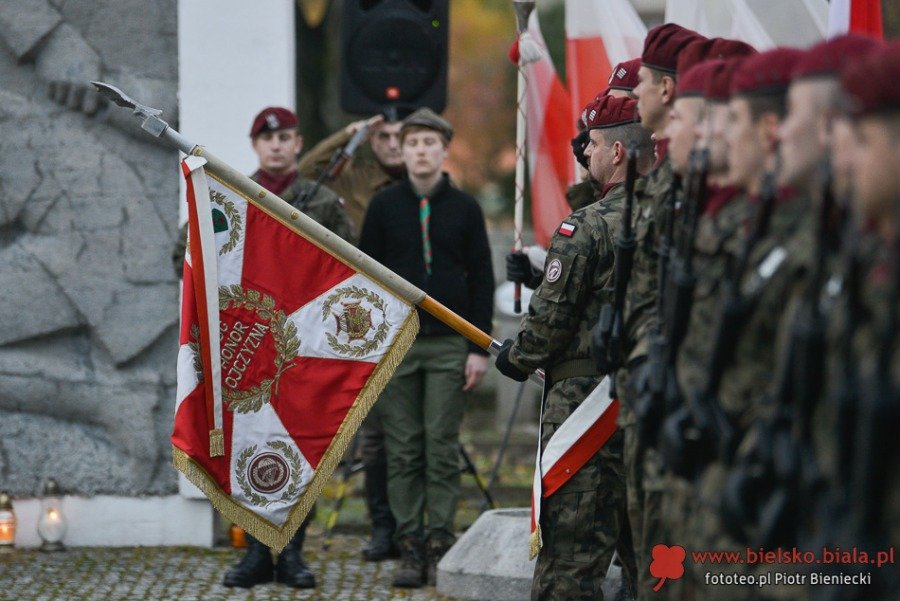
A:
<box><xmin>0</xmin><ymin>0</ymin><xmax>179</xmax><ymax>497</ymax></box>
<box><xmin>0</xmin><ymin>534</ymin><xmax>459</xmax><ymax>600</ymax></box>
<box><xmin>437</xmin><ymin>508</ymin><xmax>535</xmax><ymax>601</ymax></box>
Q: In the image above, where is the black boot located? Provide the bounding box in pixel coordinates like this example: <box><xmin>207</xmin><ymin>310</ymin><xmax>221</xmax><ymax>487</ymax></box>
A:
<box><xmin>425</xmin><ymin>533</ymin><xmax>455</xmax><ymax>586</ymax></box>
<box><xmin>276</xmin><ymin>523</ymin><xmax>316</xmax><ymax>588</ymax></box>
<box><xmin>392</xmin><ymin>536</ymin><xmax>426</xmax><ymax>588</ymax></box>
<box><xmin>361</xmin><ymin>461</ymin><xmax>400</xmax><ymax>561</ymax></box>
<box><xmin>223</xmin><ymin>535</ymin><xmax>274</xmax><ymax>588</ymax></box>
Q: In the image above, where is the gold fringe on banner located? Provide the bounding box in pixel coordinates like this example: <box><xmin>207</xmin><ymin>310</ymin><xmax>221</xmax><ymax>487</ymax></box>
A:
<box><xmin>209</xmin><ymin>429</ymin><xmax>224</xmax><ymax>457</ymax></box>
<box><xmin>174</xmin><ymin>309</ymin><xmax>420</xmax><ymax>552</ymax></box>
<box><xmin>529</xmin><ymin>524</ymin><xmax>543</xmax><ymax>560</ymax></box>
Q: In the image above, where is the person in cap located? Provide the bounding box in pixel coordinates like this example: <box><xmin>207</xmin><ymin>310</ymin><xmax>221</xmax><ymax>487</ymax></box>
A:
<box><xmin>496</xmin><ymin>95</ymin><xmax>651</xmax><ymax>601</ymax></box>
<box><xmin>359</xmin><ymin>107</ymin><xmax>494</xmax><ymax>589</ymax></box>
<box><xmin>299</xmin><ymin>109</ymin><xmax>412</xmax><ymax>563</ymax></box>
<box><xmin>611</xmin><ymin>23</ymin><xmax>704</xmax><ymax>600</ymax></box>
<box><xmin>219</xmin><ymin>106</ymin><xmax>354</xmax><ymax>590</ymax></box>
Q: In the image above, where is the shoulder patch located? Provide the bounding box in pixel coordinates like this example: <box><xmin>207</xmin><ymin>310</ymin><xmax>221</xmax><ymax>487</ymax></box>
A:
<box><xmin>545</xmin><ymin>258</ymin><xmax>564</xmax><ymax>283</ymax></box>
<box><xmin>559</xmin><ymin>222</ymin><xmax>576</xmax><ymax>237</ymax></box>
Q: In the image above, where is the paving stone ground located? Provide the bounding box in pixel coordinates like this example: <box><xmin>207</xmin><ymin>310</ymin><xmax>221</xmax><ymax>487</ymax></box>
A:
<box><xmin>0</xmin><ymin>534</ymin><xmax>459</xmax><ymax>601</ymax></box>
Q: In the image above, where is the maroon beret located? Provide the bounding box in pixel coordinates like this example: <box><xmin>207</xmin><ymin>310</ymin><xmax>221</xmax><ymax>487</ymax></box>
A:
<box><xmin>731</xmin><ymin>48</ymin><xmax>805</xmax><ymax>97</ymax></box>
<box><xmin>250</xmin><ymin>106</ymin><xmax>298</xmax><ymax>138</ymax></box>
<box><xmin>793</xmin><ymin>34</ymin><xmax>882</xmax><ymax>81</ymax></box>
<box><xmin>704</xmin><ymin>58</ymin><xmax>747</xmax><ymax>102</ymax></box>
<box><xmin>606</xmin><ymin>58</ymin><xmax>642</xmax><ymax>92</ymax></box>
<box><xmin>582</xmin><ymin>95</ymin><xmax>640</xmax><ymax>129</ymax></box>
<box><xmin>841</xmin><ymin>42</ymin><xmax>900</xmax><ymax>117</ymax></box>
<box><xmin>677</xmin><ymin>37</ymin><xmax>757</xmax><ymax>77</ymax></box>
<box><xmin>678</xmin><ymin>59</ymin><xmax>726</xmax><ymax>97</ymax></box>
<box><xmin>642</xmin><ymin>23</ymin><xmax>706</xmax><ymax>74</ymax></box>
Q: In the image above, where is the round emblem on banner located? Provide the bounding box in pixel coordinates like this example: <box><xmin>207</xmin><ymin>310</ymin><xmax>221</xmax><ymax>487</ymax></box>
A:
<box><xmin>247</xmin><ymin>452</ymin><xmax>290</xmax><ymax>493</ymax></box>
<box><xmin>322</xmin><ymin>285</ymin><xmax>391</xmax><ymax>358</ymax></box>
<box><xmin>546</xmin><ymin>259</ymin><xmax>563</xmax><ymax>283</ymax></box>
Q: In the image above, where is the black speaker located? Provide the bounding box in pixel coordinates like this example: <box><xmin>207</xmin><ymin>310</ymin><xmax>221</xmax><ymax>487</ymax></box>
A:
<box><xmin>340</xmin><ymin>0</ymin><xmax>449</xmax><ymax>115</ymax></box>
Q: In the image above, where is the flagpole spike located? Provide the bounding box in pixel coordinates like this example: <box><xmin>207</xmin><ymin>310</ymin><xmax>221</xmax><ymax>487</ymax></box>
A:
<box><xmin>91</xmin><ymin>80</ymin><xmax>197</xmax><ymax>155</ymax></box>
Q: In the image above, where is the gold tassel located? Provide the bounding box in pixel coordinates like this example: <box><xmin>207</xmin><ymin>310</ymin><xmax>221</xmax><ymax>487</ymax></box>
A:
<box><xmin>209</xmin><ymin>429</ymin><xmax>224</xmax><ymax>457</ymax></box>
<box><xmin>529</xmin><ymin>525</ymin><xmax>543</xmax><ymax>560</ymax></box>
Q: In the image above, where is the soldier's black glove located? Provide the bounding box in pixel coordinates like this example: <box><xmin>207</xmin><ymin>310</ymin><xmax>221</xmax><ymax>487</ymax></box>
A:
<box><xmin>494</xmin><ymin>339</ymin><xmax>529</xmax><ymax>382</ymax></box>
<box><xmin>570</xmin><ymin>130</ymin><xmax>590</xmax><ymax>170</ymax></box>
<box><xmin>506</xmin><ymin>251</ymin><xmax>543</xmax><ymax>290</ymax></box>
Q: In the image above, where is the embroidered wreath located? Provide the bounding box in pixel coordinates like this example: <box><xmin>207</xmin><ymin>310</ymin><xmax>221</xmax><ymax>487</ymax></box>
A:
<box><xmin>321</xmin><ymin>285</ymin><xmax>390</xmax><ymax>358</ymax></box>
<box><xmin>189</xmin><ymin>324</ymin><xmax>203</xmax><ymax>382</ymax></box>
<box><xmin>210</xmin><ymin>190</ymin><xmax>242</xmax><ymax>255</ymax></box>
<box><xmin>235</xmin><ymin>443</ymin><xmax>304</xmax><ymax>507</ymax></box>
<box><xmin>219</xmin><ymin>285</ymin><xmax>301</xmax><ymax>414</ymax></box>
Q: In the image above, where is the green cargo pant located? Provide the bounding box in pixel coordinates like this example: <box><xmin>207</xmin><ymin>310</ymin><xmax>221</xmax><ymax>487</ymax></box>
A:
<box><xmin>378</xmin><ymin>336</ymin><xmax>468</xmax><ymax>542</ymax></box>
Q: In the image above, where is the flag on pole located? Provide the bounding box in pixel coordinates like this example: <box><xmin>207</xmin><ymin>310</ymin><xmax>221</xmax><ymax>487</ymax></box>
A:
<box><xmin>174</xmin><ymin>155</ymin><xmax>419</xmax><ymax>550</ymax></box>
<box><xmin>529</xmin><ymin>377</ymin><xmax>620</xmax><ymax>558</ymax></box>
<box><xmin>827</xmin><ymin>0</ymin><xmax>883</xmax><ymax>38</ymax></box>
<box><xmin>565</xmin><ymin>0</ymin><xmax>647</xmax><ymax>125</ymax></box>
<box><xmin>518</xmin><ymin>12</ymin><xmax>576</xmax><ymax>248</ymax></box>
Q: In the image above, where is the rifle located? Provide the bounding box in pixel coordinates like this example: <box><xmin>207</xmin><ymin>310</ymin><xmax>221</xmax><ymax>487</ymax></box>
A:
<box><xmin>298</xmin><ymin>121</ymin><xmax>372</xmax><ymax>211</ymax></box>
<box><xmin>593</xmin><ymin>145</ymin><xmax>639</xmax><ymax>376</ymax></box>
<box><xmin>660</xmin><ymin>171</ymin><xmax>778</xmax><ymax>478</ymax></box>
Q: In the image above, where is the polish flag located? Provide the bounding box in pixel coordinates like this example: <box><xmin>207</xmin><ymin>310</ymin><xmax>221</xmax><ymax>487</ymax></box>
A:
<box><xmin>565</xmin><ymin>0</ymin><xmax>647</xmax><ymax>128</ymax></box>
<box><xmin>515</xmin><ymin>13</ymin><xmax>577</xmax><ymax>248</ymax></box>
<box><xmin>827</xmin><ymin>0</ymin><xmax>883</xmax><ymax>39</ymax></box>
<box><xmin>529</xmin><ymin>377</ymin><xmax>620</xmax><ymax>558</ymax></box>
<box><xmin>174</xmin><ymin>156</ymin><xmax>418</xmax><ymax>551</ymax></box>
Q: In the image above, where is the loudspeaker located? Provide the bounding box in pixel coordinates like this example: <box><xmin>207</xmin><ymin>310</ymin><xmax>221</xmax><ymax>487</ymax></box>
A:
<box><xmin>340</xmin><ymin>0</ymin><xmax>448</xmax><ymax>115</ymax></box>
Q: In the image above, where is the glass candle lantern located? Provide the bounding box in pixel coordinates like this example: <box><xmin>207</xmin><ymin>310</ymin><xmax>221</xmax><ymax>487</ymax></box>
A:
<box><xmin>0</xmin><ymin>491</ymin><xmax>15</xmax><ymax>551</ymax></box>
<box><xmin>37</xmin><ymin>479</ymin><xmax>66</xmax><ymax>552</ymax></box>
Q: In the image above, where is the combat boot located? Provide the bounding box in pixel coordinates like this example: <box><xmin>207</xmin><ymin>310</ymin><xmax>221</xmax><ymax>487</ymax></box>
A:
<box><xmin>222</xmin><ymin>535</ymin><xmax>274</xmax><ymax>588</ymax></box>
<box><xmin>425</xmin><ymin>533</ymin><xmax>455</xmax><ymax>586</ymax></box>
<box><xmin>361</xmin><ymin>461</ymin><xmax>400</xmax><ymax>561</ymax></box>
<box><xmin>275</xmin><ymin>525</ymin><xmax>315</xmax><ymax>588</ymax></box>
<box><xmin>392</xmin><ymin>536</ymin><xmax>426</xmax><ymax>588</ymax></box>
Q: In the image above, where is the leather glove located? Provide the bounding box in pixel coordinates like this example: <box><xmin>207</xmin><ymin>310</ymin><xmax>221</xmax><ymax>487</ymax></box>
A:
<box><xmin>494</xmin><ymin>339</ymin><xmax>529</xmax><ymax>382</ymax></box>
<box><xmin>570</xmin><ymin>130</ymin><xmax>590</xmax><ymax>170</ymax></box>
<box><xmin>506</xmin><ymin>251</ymin><xmax>542</xmax><ymax>289</ymax></box>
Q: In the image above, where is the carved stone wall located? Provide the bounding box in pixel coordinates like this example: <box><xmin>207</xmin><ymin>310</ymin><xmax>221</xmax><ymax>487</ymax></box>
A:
<box><xmin>0</xmin><ymin>0</ymin><xmax>180</xmax><ymax>495</ymax></box>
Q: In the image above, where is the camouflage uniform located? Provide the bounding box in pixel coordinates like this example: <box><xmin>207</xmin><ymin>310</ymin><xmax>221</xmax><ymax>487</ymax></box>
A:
<box><xmin>688</xmin><ymin>193</ymin><xmax>815</xmax><ymax>601</ymax></box>
<box><xmin>618</xmin><ymin>153</ymin><xmax>675</xmax><ymax>601</ymax></box>
<box><xmin>509</xmin><ymin>183</ymin><xmax>637</xmax><ymax>600</ymax></box>
<box><xmin>566</xmin><ymin>179</ymin><xmax>602</xmax><ymax>212</ymax></box>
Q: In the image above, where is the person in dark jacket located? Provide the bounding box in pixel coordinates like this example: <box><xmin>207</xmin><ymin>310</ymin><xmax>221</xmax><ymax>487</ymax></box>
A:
<box><xmin>358</xmin><ymin>108</ymin><xmax>495</xmax><ymax>588</ymax></box>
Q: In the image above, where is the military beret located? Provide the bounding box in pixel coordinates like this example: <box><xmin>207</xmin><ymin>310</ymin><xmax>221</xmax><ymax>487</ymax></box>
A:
<box><xmin>642</xmin><ymin>23</ymin><xmax>706</xmax><ymax>74</ymax></box>
<box><xmin>581</xmin><ymin>94</ymin><xmax>639</xmax><ymax>130</ymax></box>
<box><xmin>731</xmin><ymin>48</ymin><xmax>805</xmax><ymax>97</ymax></box>
<box><xmin>792</xmin><ymin>33</ymin><xmax>882</xmax><ymax>81</ymax></box>
<box><xmin>605</xmin><ymin>58</ymin><xmax>642</xmax><ymax>93</ymax></box>
<box><xmin>704</xmin><ymin>58</ymin><xmax>747</xmax><ymax>102</ymax></box>
<box><xmin>841</xmin><ymin>42</ymin><xmax>900</xmax><ymax>117</ymax></box>
<box><xmin>250</xmin><ymin>106</ymin><xmax>298</xmax><ymax>138</ymax></box>
<box><xmin>401</xmin><ymin>107</ymin><xmax>454</xmax><ymax>142</ymax></box>
<box><xmin>677</xmin><ymin>37</ymin><xmax>757</xmax><ymax>77</ymax></box>
<box><xmin>678</xmin><ymin>59</ymin><xmax>726</xmax><ymax>97</ymax></box>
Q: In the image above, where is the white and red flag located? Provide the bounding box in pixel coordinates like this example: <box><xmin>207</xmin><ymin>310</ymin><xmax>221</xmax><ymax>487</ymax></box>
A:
<box><xmin>827</xmin><ymin>0</ymin><xmax>883</xmax><ymax>38</ymax></box>
<box><xmin>515</xmin><ymin>12</ymin><xmax>576</xmax><ymax>248</ymax></box>
<box><xmin>529</xmin><ymin>377</ymin><xmax>620</xmax><ymax>558</ymax></box>
<box><xmin>565</xmin><ymin>0</ymin><xmax>647</xmax><ymax>128</ymax></box>
<box><xmin>174</xmin><ymin>156</ymin><xmax>418</xmax><ymax>550</ymax></box>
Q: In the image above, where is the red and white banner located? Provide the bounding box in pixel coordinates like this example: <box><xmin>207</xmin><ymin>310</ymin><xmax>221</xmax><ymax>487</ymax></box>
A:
<box><xmin>521</xmin><ymin>12</ymin><xmax>577</xmax><ymax>248</ymax></box>
<box><xmin>827</xmin><ymin>0</ymin><xmax>883</xmax><ymax>39</ymax></box>
<box><xmin>565</xmin><ymin>0</ymin><xmax>646</xmax><ymax>126</ymax></box>
<box><xmin>529</xmin><ymin>376</ymin><xmax>620</xmax><ymax>558</ymax></box>
<box><xmin>174</xmin><ymin>156</ymin><xmax>418</xmax><ymax>550</ymax></box>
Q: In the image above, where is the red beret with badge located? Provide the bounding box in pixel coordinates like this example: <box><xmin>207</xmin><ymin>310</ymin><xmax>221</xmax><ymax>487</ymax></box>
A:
<box><xmin>841</xmin><ymin>42</ymin><xmax>900</xmax><ymax>117</ymax></box>
<box><xmin>605</xmin><ymin>58</ymin><xmax>642</xmax><ymax>94</ymax></box>
<box><xmin>249</xmin><ymin>106</ymin><xmax>299</xmax><ymax>138</ymax></box>
<box><xmin>642</xmin><ymin>23</ymin><xmax>706</xmax><ymax>74</ymax></box>
<box><xmin>793</xmin><ymin>33</ymin><xmax>882</xmax><ymax>81</ymax></box>
<box><xmin>581</xmin><ymin>94</ymin><xmax>640</xmax><ymax>130</ymax></box>
<box><xmin>731</xmin><ymin>47</ymin><xmax>805</xmax><ymax>97</ymax></box>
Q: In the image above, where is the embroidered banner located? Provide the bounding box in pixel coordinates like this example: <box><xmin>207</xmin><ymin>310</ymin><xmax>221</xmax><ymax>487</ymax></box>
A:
<box><xmin>173</xmin><ymin>156</ymin><xmax>418</xmax><ymax>550</ymax></box>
